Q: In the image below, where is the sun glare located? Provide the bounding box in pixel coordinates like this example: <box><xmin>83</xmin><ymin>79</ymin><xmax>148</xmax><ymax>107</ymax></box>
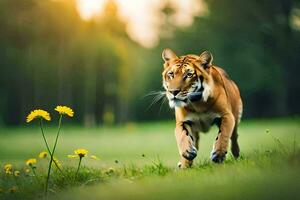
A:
<box><xmin>76</xmin><ymin>0</ymin><xmax>204</xmax><ymax>47</ymax></box>
<box><xmin>76</xmin><ymin>0</ymin><xmax>107</xmax><ymax>20</ymax></box>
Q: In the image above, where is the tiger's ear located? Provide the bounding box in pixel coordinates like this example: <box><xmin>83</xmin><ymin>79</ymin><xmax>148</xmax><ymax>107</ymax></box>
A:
<box><xmin>199</xmin><ymin>51</ymin><xmax>213</xmax><ymax>68</ymax></box>
<box><xmin>162</xmin><ymin>48</ymin><xmax>178</xmax><ymax>62</ymax></box>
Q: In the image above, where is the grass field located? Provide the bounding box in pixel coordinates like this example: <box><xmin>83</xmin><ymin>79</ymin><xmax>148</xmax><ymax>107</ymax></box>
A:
<box><xmin>0</xmin><ymin>118</ymin><xmax>299</xmax><ymax>199</ymax></box>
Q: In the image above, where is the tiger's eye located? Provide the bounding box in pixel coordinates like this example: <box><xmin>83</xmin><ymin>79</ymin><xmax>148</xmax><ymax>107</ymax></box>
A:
<box><xmin>167</xmin><ymin>71</ymin><xmax>174</xmax><ymax>78</ymax></box>
<box><xmin>186</xmin><ymin>72</ymin><xmax>194</xmax><ymax>78</ymax></box>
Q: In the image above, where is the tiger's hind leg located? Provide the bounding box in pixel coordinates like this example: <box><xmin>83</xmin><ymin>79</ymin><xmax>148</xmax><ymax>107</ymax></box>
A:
<box><xmin>231</xmin><ymin>125</ymin><xmax>240</xmax><ymax>158</ymax></box>
<box><xmin>231</xmin><ymin>101</ymin><xmax>242</xmax><ymax>159</ymax></box>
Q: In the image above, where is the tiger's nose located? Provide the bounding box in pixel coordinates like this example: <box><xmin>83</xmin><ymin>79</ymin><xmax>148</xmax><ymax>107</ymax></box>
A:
<box><xmin>170</xmin><ymin>89</ymin><xmax>180</xmax><ymax>96</ymax></box>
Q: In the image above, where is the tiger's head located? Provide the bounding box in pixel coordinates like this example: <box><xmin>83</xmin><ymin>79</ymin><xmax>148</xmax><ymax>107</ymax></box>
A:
<box><xmin>162</xmin><ymin>48</ymin><xmax>214</xmax><ymax>108</ymax></box>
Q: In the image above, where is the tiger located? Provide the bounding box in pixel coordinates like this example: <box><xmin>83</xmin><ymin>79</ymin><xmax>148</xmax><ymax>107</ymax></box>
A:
<box><xmin>161</xmin><ymin>48</ymin><xmax>243</xmax><ymax>168</ymax></box>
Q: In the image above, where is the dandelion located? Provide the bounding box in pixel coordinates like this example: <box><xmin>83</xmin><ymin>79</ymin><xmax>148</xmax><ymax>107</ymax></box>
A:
<box><xmin>26</xmin><ymin>158</ymin><xmax>37</xmax><ymax>177</ymax></box>
<box><xmin>9</xmin><ymin>186</ymin><xmax>17</xmax><ymax>193</ymax></box>
<box><xmin>4</xmin><ymin>163</ymin><xmax>12</xmax><ymax>171</ymax></box>
<box><xmin>74</xmin><ymin>149</ymin><xmax>88</xmax><ymax>158</ymax></box>
<box><xmin>90</xmin><ymin>155</ymin><xmax>100</xmax><ymax>160</ymax></box>
<box><xmin>55</xmin><ymin>106</ymin><xmax>74</xmax><ymax>117</ymax></box>
<box><xmin>26</xmin><ymin>158</ymin><xmax>37</xmax><ymax>167</ymax></box>
<box><xmin>71</xmin><ymin>148</ymin><xmax>88</xmax><ymax>178</ymax></box>
<box><xmin>26</xmin><ymin>109</ymin><xmax>55</xmax><ymax>179</ymax></box>
<box><xmin>14</xmin><ymin>170</ymin><xmax>20</xmax><ymax>177</ymax></box>
<box><xmin>39</xmin><ymin>151</ymin><xmax>48</xmax><ymax>159</ymax></box>
<box><xmin>4</xmin><ymin>164</ymin><xmax>12</xmax><ymax>174</ymax></box>
<box><xmin>26</xmin><ymin>109</ymin><xmax>51</xmax><ymax>123</ymax></box>
<box><xmin>69</xmin><ymin>151</ymin><xmax>99</xmax><ymax>160</ymax></box>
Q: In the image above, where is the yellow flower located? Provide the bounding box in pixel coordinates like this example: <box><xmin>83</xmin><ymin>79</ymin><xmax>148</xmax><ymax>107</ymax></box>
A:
<box><xmin>39</xmin><ymin>151</ymin><xmax>48</xmax><ymax>159</ymax></box>
<box><xmin>74</xmin><ymin>149</ymin><xmax>88</xmax><ymax>158</ymax></box>
<box><xmin>4</xmin><ymin>164</ymin><xmax>12</xmax><ymax>172</ymax></box>
<box><xmin>26</xmin><ymin>158</ymin><xmax>37</xmax><ymax>166</ymax></box>
<box><xmin>55</xmin><ymin>106</ymin><xmax>74</xmax><ymax>117</ymax></box>
<box><xmin>9</xmin><ymin>186</ymin><xmax>17</xmax><ymax>193</ymax></box>
<box><xmin>90</xmin><ymin>155</ymin><xmax>100</xmax><ymax>160</ymax></box>
<box><xmin>68</xmin><ymin>155</ymin><xmax>77</xmax><ymax>159</ymax></box>
<box><xmin>25</xmin><ymin>169</ymin><xmax>30</xmax><ymax>173</ymax></box>
<box><xmin>26</xmin><ymin>109</ymin><xmax>51</xmax><ymax>123</ymax></box>
<box><xmin>14</xmin><ymin>170</ymin><xmax>20</xmax><ymax>177</ymax></box>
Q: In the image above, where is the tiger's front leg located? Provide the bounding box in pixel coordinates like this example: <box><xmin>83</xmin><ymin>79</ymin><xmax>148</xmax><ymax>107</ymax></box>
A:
<box><xmin>175</xmin><ymin>122</ymin><xmax>197</xmax><ymax>168</ymax></box>
<box><xmin>211</xmin><ymin>113</ymin><xmax>235</xmax><ymax>163</ymax></box>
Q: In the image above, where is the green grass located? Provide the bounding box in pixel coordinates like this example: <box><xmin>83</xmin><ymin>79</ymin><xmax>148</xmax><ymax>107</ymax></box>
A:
<box><xmin>0</xmin><ymin>118</ymin><xmax>299</xmax><ymax>199</ymax></box>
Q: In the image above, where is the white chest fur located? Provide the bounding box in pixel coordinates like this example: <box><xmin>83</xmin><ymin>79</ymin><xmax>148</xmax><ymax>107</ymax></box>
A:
<box><xmin>185</xmin><ymin>112</ymin><xmax>220</xmax><ymax>133</ymax></box>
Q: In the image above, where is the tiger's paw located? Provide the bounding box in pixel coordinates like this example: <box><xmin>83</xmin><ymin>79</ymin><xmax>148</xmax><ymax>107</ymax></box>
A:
<box><xmin>177</xmin><ymin>159</ymin><xmax>193</xmax><ymax>169</ymax></box>
<box><xmin>182</xmin><ymin>146</ymin><xmax>197</xmax><ymax>161</ymax></box>
<box><xmin>211</xmin><ymin>151</ymin><xmax>226</xmax><ymax>163</ymax></box>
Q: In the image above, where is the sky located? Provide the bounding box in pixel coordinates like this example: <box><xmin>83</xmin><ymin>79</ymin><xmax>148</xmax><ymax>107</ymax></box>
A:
<box><xmin>76</xmin><ymin>0</ymin><xmax>206</xmax><ymax>48</ymax></box>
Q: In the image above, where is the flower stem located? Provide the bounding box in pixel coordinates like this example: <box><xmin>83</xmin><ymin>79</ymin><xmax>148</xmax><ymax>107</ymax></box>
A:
<box><xmin>39</xmin><ymin>119</ymin><xmax>63</xmax><ymax>173</ymax></box>
<box><xmin>75</xmin><ymin>157</ymin><xmax>82</xmax><ymax>178</ymax></box>
<box><xmin>13</xmin><ymin>175</ymin><xmax>21</xmax><ymax>192</ymax></box>
<box><xmin>31</xmin><ymin>166</ymin><xmax>38</xmax><ymax>181</ymax></box>
<box><xmin>39</xmin><ymin>119</ymin><xmax>51</xmax><ymax>154</ymax></box>
<box><xmin>45</xmin><ymin>115</ymin><xmax>63</xmax><ymax>195</ymax></box>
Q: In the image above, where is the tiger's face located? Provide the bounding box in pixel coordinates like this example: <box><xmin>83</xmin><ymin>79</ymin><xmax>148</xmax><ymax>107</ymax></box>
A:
<box><xmin>162</xmin><ymin>48</ymin><xmax>213</xmax><ymax>108</ymax></box>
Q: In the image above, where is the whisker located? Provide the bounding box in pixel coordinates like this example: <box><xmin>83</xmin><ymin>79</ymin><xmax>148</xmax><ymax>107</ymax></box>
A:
<box><xmin>142</xmin><ymin>91</ymin><xmax>165</xmax><ymax>99</ymax></box>
<box><xmin>146</xmin><ymin>91</ymin><xmax>166</xmax><ymax>111</ymax></box>
<box><xmin>159</xmin><ymin>96</ymin><xmax>167</xmax><ymax>114</ymax></box>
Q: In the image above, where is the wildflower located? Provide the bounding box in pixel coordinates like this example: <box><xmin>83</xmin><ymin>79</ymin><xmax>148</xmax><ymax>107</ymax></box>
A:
<box><xmin>68</xmin><ymin>155</ymin><xmax>77</xmax><ymax>159</ymax></box>
<box><xmin>73</xmin><ymin>149</ymin><xmax>89</xmax><ymax>178</ymax></box>
<box><xmin>14</xmin><ymin>170</ymin><xmax>20</xmax><ymax>177</ymax></box>
<box><xmin>9</xmin><ymin>186</ymin><xmax>17</xmax><ymax>193</ymax></box>
<box><xmin>90</xmin><ymin>155</ymin><xmax>100</xmax><ymax>160</ymax></box>
<box><xmin>26</xmin><ymin>158</ymin><xmax>37</xmax><ymax>166</ymax></box>
<box><xmin>39</xmin><ymin>151</ymin><xmax>48</xmax><ymax>159</ymax></box>
<box><xmin>74</xmin><ymin>149</ymin><xmax>88</xmax><ymax>158</ymax></box>
<box><xmin>25</xmin><ymin>168</ymin><xmax>30</xmax><ymax>173</ymax></box>
<box><xmin>4</xmin><ymin>164</ymin><xmax>12</xmax><ymax>173</ymax></box>
<box><xmin>55</xmin><ymin>106</ymin><xmax>74</xmax><ymax>117</ymax></box>
<box><xmin>26</xmin><ymin>109</ymin><xmax>51</xmax><ymax>123</ymax></box>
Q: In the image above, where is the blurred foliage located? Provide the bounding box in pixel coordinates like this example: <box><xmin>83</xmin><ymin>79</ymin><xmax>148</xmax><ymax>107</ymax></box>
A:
<box><xmin>0</xmin><ymin>0</ymin><xmax>299</xmax><ymax>126</ymax></box>
<box><xmin>0</xmin><ymin>0</ymin><xmax>144</xmax><ymax>126</ymax></box>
